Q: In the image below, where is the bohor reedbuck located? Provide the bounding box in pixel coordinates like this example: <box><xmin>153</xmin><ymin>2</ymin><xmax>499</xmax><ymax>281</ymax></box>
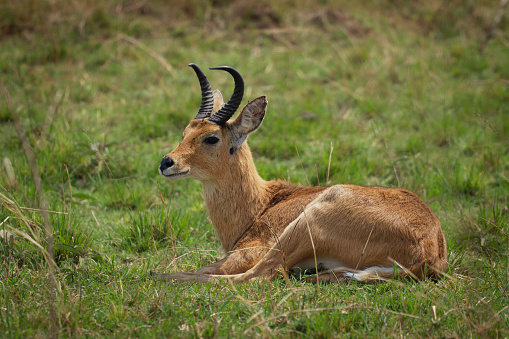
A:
<box><xmin>155</xmin><ymin>63</ymin><xmax>447</xmax><ymax>284</ymax></box>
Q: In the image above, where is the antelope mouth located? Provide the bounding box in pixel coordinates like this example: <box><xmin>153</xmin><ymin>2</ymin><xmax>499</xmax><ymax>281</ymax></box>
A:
<box><xmin>161</xmin><ymin>169</ymin><xmax>190</xmax><ymax>179</ymax></box>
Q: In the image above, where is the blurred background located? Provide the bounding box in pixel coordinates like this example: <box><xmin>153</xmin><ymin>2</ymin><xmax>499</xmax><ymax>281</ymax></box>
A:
<box><xmin>1</xmin><ymin>0</ymin><xmax>508</xmax><ymax>336</ymax></box>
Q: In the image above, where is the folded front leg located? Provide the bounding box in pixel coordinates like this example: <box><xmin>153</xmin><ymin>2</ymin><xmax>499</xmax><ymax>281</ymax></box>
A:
<box><xmin>197</xmin><ymin>241</ymin><xmax>269</xmax><ymax>275</ymax></box>
<box><xmin>152</xmin><ymin>240</ymin><xmax>269</xmax><ymax>283</ymax></box>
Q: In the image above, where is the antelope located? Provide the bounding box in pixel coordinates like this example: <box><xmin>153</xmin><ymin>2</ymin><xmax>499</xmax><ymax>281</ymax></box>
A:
<box><xmin>154</xmin><ymin>63</ymin><xmax>447</xmax><ymax>284</ymax></box>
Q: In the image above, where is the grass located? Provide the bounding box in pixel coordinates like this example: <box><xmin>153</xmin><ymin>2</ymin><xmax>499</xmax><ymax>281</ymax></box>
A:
<box><xmin>1</xmin><ymin>0</ymin><xmax>509</xmax><ymax>336</ymax></box>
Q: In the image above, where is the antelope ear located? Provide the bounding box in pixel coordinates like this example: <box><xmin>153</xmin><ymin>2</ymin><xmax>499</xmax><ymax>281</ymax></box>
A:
<box><xmin>230</xmin><ymin>96</ymin><xmax>267</xmax><ymax>145</ymax></box>
<box><xmin>212</xmin><ymin>90</ymin><xmax>224</xmax><ymax>113</ymax></box>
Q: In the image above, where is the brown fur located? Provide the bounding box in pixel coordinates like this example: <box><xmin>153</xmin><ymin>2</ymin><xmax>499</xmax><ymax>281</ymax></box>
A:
<box><xmin>156</xmin><ymin>91</ymin><xmax>447</xmax><ymax>284</ymax></box>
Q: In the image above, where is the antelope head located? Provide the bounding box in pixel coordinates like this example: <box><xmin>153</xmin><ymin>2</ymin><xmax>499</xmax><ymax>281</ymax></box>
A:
<box><xmin>159</xmin><ymin>64</ymin><xmax>267</xmax><ymax>182</ymax></box>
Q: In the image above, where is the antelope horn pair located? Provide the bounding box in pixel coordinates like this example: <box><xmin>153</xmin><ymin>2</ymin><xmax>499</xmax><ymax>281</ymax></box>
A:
<box><xmin>188</xmin><ymin>63</ymin><xmax>244</xmax><ymax>125</ymax></box>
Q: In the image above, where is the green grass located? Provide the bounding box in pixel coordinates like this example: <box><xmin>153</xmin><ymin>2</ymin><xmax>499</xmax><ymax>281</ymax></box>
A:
<box><xmin>1</xmin><ymin>0</ymin><xmax>509</xmax><ymax>336</ymax></box>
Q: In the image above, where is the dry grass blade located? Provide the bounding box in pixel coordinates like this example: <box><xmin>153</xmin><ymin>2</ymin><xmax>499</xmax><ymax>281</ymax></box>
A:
<box><xmin>0</xmin><ymin>217</ymin><xmax>11</xmax><ymax>245</ymax></box>
<box><xmin>388</xmin><ymin>257</ymin><xmax>419</xmax><ymax>281</ymax></box>
<box><xmin>157</xmin><ymin>181</ymin><xmax>178</xmax><ymax>263</ymax></box>
<box><xmin>261</xmin><ymin>217</ymin><xmax>290</xmax><ymax>286</ymax></box>
<box><xmin>315</xmin><ymin>164</ymin><xmax>320</xmax><ymax>186</ymax></box>
<box><xmin>0</xmin><ymin>193</ymin><xmax>59</xmax><ymax>270</ymax></box>
<box><xmin>3</xmin><ymin>157</ymin><xmax>17</xmax><ymax>189</ymax></box>
<box><xmin>0</xmin><ymin>191</ymin><xmax>39</xmax><ymax>241</ymax></box>
<box><xmin>228</xmin><ymin>279</ymin><xmax>272</xmax><ymax>336</ymax></box>
<box><xmin>475</xmin><ymin>112</ymin><xmax>509</xmax><ymax>147</ymax></box>
<box><xmin>63</xmin><ymin>164</ymin><xmax>72</xmax><ymax>232</ymax></box>
<box><xmin>294</xmin><ymin>143</ymin><xmax>310</xmax><ymax>186</ymax></box>
<box><xmin>326</xmin><ymin>142</ymin><xmax>333</xmax><ymax>186</ymax></box>
<box><xmin>119</xmin><ymin>33</ymin><xmax>175</xmax><ymax>75</ymax></box>
<box><xmin>40</xmin><ymin>89</ymin><xmax>64</xmax><ymax>147</ymax></box>
<box><xmin>18</xmin><ymin>207</ymin><xmax>67</xmax><ymax>214</ymax></box>
<box><xmin>1</xmin><ymin>86</ymin><xmax>58</xmax><ymax>338</ymax></box>
<box><xmin>0</xmin><ymin>216</ymin><xmax>9</xmax><ymax>227</ymax></box>
<box><xmin>350</xmin><ymin>222</ymin><xmax>376</xmax><ymax>282</ymax></box>
<box><xmin>4</xmin><ymin>223</ymin><xmax>49</xmax><ymax>256</ymax></box>
<box><xmin>245</xmin><ymin>288</ymin><xmax>297</xmax><ymax>324</ymax></box>
<box><xmin>490</xmin><ymin>305</ymin><xmax>509</xmax><ymax>323</ymax></box>
<box><xmin>302</xmin><ymin>206</ymin><xmax>319</xmax><ymax>291</ymax></box>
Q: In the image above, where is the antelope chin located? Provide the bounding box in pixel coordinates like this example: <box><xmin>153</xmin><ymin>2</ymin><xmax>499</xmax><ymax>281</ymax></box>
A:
<box><xmin>160</xmin><ymin>169</ymin><xmax>190</xmax><ymax>181</ymax></box>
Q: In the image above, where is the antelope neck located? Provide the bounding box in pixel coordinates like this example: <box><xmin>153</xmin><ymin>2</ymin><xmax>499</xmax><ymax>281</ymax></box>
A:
<box><xmin>201</xmin><ymin>146</ymin><xmax>269</xmax><ymax>252</ymax></box>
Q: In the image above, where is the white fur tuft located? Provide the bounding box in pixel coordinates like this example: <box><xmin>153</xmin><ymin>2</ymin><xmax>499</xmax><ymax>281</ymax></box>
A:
<box><xmin>343</xmin><ymin>266</ymin><xmax>398</xmax><ymax>281</ymax></box>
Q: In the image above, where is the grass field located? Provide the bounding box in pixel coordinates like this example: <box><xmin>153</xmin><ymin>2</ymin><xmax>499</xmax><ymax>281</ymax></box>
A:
<box><xmin>1</xmin><ymin>0</ymin><xmax>509</xmax><ymax>337</ymax></box>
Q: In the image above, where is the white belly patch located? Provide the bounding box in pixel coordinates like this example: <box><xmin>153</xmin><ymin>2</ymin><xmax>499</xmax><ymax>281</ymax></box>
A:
<box><xmin>291</xmin><ymin>256</ymin><xmax>398</xmax><ymax>281</ymax></box>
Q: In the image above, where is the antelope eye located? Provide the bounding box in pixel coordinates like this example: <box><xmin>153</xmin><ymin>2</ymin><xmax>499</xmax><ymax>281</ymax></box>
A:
<box><xmin>203</xmin><ymin>136</ymin><xmax>219</xmax><ymax>145</ymax></box>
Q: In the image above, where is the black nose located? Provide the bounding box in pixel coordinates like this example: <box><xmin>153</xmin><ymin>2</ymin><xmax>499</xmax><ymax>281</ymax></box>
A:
<box><xmin>160</xmin><ymin>157</ymin><xmax>174</xmax><ymax>171</ymax></box>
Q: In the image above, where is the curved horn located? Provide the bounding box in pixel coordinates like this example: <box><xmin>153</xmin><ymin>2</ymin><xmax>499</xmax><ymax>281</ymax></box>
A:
<box><xmin>207</xmin><ymin>66</ymin><xmax>244</xmax><ymax>125</ymax></box>
<box><xmin>189</xmin><ymin>63</ymin><xmax>214</xmax><ymax>120</ymax></box>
